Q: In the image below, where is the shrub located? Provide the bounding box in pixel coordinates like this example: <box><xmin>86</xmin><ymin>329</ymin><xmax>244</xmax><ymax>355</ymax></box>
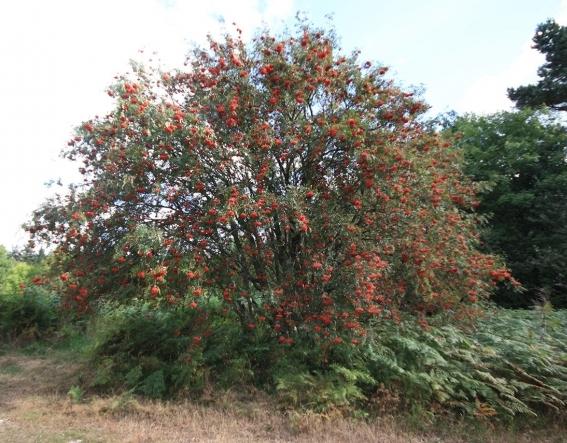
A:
<box><xmin>87</xmin><ymin>302</ymin><xmax>207</xmax><ymax>398</ymax></box>
<box><xmin>87</xmin><ymin>296</ymin><xmax>284</xmax><ymax>397</ymax></box>
<box><xmin>0</xmin><ymin>286</ymin><xmax>59</xmax><ymax>341</ymax></box>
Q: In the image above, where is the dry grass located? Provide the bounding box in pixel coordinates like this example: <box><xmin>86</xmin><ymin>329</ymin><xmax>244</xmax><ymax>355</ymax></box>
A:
<box><xmin>0</xmin><ymin>352</ymin><xmax>565</xmax><ymax>443</ymax></box>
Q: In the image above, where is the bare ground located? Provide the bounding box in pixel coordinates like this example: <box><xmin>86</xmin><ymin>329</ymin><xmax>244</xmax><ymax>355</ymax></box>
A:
<box><xmin>0</xmin><ymin>352</ymin><xmax>565</xmax><ymax>443</ymax></box>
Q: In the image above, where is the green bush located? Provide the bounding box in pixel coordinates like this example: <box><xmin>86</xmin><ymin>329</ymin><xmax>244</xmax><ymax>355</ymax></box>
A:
<box><xmin>87</xmin><ymin>302</ymin><xmax>206</xmax><ymax>398</ymax></box>
<box><xmin>0</xmin><ymin>286</ymin><xmax>59</xmax><ymax>340</ymax></box>
<box><xmin>0</xmin><ymin>245</ymin><xmax>47</xmax><ymax>295</ymax></box>
<box><xmin>87</xmin><ymin>297</ymin><xmax>280</xmax><ymax>398</ymax></box>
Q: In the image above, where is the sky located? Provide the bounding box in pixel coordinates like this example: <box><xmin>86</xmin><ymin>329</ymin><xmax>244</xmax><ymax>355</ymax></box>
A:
<box><xmin>0</xmin><ymin>0</ymin><xmax>565</xmax><ymax>249</ymax></box>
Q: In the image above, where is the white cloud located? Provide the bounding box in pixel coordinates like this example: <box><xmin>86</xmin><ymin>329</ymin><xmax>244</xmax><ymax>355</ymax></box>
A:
<box><xmin>456</xmin><ymin>0</ymin><xmax>567</xmax><ymax>115</ymax></box>
<box><xmin>455</xmin><ymin>42</ymin><xmax>544</xmax><ymax>115</ymax></box>
<box><xmin>0</xmin><ymin>0</ymin><xmax>293</xmax><ymax>249</ymax></box>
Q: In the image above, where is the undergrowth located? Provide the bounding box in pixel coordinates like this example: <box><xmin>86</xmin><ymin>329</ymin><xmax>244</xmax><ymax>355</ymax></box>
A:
<box><xmin>0</xmin><ymin>286</ymin><xmax>59</xmax><ymax>341</ymax></box>
<box><xmin>79</xmin><ymin>299</ymin><xmax>567</xmax><ymax>421</ymax></box>
<box><xmin>2</xmin><ymin>292</ymin><xmax>566</xmax><ymax>422</ymax></box>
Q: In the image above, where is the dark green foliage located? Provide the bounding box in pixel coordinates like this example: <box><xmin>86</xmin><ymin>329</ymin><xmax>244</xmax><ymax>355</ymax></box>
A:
<box><xmin>87</xmin><ymin>299</ymin><xmax>375</xmax><ymax>408</ymax></box>
<box><xmin>508</xmin><ymin>20</ymin><xmax>567</xmax><ymax>111</ymax></box>
<box><xmin>87</xmin><ymin>302</ymin><xmax>206</xmax><ymax>398</ymax></box>
<box><xmin>9</xmin><ymin>245</ymin><xmax>47</xmax><ymax>265</ymax></box>
<box><xmin>0</xmin><ymin>286</ymin><xmax>59</xmax><ymax>340</ymax></box>
<box><xmin>451</xmin><ymin>109</ymin><xmax>567</xmax><ymax>307</ymax></box>
<box><xmin>200</xmin><ymin>314</ymin><xmax>271</xmax><ymax>388</ymax></box>
<box><xmin>87</xmin><ymin>298</ymin><xmax>279</xmax><ymax>398</ymax></box>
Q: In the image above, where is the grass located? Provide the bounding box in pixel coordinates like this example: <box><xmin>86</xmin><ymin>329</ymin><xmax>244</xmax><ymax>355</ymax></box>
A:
<box><xmin>0</xmin><ymin>349</ymin><xmax>418</xmax><ymax>443</ymax></box>
<box><xmin>1</xmin><ymin>343</ymin><xmax>566</xmax><ymax>443</ymax></box>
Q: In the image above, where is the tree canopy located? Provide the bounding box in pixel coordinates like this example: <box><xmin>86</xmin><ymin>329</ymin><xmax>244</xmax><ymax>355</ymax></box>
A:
<box><xmin>26</xmin><ymin>22</ymin><xmax>508</xmax><ymax>344</ymax></box>
<box><xmin>508</xmin><ymin>19</ymin><xmax>567</xmax><ymax>111</ymax></box>
<box><xmin>451</xmin><ymin>109</ymin><xmax>567</xmax><ymax>308</ymax></box>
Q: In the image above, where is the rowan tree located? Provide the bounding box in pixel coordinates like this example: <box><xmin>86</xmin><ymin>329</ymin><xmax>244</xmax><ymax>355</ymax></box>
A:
<box><xmin>27</xmin><ymin>22</ymin><xmax>509</xmax><ymax>344</ymax></box>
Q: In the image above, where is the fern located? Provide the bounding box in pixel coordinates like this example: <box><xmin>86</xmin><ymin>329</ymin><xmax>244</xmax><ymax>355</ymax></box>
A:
<box><xmin>357</xmin><ymin>308</ymin><xmax>567</xmax><ymax>418</ymax></box>
<box><xmin>275</xmin><ymin>364</ymin><xmax>374</xmax><ymax>411</ymax></box>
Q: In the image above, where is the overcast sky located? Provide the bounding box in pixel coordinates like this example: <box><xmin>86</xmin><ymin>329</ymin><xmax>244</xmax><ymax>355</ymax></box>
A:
<box><xmin>0</xmin><ymin>0</ymin><xmax>565</xmax><ymax>249</ymax></box>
